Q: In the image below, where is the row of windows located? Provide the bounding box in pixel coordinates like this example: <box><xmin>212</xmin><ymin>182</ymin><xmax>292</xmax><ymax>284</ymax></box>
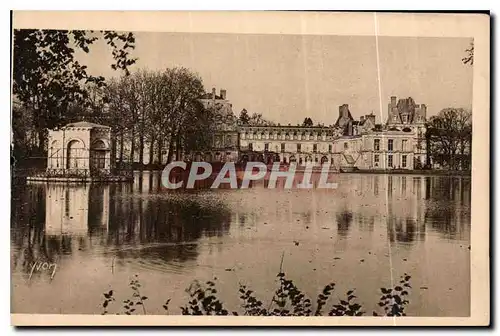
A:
<box><xmin>249</xmin><ymin>143</ymin><xmax>333</xmax><ymax>153</ymax></box>
<box><xmin>373</xmin><ymin>139</ymin><xmax>408</xmax><ymax>152</ymax></box>
<box><xmin>374</xmin><ymin>154</ymin><xmax>408</xmax><ymax>168</ymax></box>
<box><xmin>391</xmin><ymin>115</ymin><xmax>424</xmax><ymax>123</ymax></box>
<box><xmin>242</xmin><ymin>133</ymin><xmax>330</xmax><ymax>141</ymax></box>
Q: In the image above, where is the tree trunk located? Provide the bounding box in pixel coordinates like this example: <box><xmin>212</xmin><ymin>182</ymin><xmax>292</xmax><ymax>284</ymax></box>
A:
<box><xmin>139</xmin><ymin>134</ymin><xmax>145</xmax><ymax>169</ymax></box>
<box><xmin>460</xmin><ymin>140</ymin><xmax>466</xmax><ymax>170</ymax></box>
<box><xmin>119</xmin><ymin>132</ymin><xmax>124</xmax><ymax>166</ymax></box>
<box><xmin>166</xmin><ymin>131</ymin><xmax>176</xmax><ymax>164</ymax></box>
<box><xmin>37</xmin><ymin>129</ymin><xmax>46</xmax><ymax>156</ymax></box>
<box><xmin>148</xmin><ymin>137</ymin><xmax>155</xmax><ymax>166</ymax></box>
<box><xmin>111</xmin><ymin>128</ymin><xmax>117</xmax><ymax>170</ymax></box>
<box><xmin>175</xmin><ymin>133</ymin><xmax>182</xmax><ymax>161</ymax></box>
<box><xmin>130</xmin><ymin>126</ymin><xmax>136</xmax><ymax>165</ymax></box>
<box><xmin>157</xmin><ymin>138</ymin><xmax>163</xmax><ymax>165</ymax></box>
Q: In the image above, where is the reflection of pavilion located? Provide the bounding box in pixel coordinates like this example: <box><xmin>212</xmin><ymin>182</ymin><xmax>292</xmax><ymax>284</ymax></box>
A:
<box><xmin>44</xmin><ymin>183</ymin><xmax>110</xmax><ymax>236</ymax></box>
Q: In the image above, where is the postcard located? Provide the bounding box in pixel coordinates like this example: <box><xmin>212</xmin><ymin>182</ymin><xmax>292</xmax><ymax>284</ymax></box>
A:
<box><xmin>10</xmin><ymin>10</ymin><xmax>490</xmax><ymax>326</ymax></box>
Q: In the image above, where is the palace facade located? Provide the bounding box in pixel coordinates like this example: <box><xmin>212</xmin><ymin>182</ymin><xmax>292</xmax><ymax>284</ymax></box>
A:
<box><xmin>189</xmin><ymin>89</ymin><xmax>428</xmax><ymax>171</ymax></box>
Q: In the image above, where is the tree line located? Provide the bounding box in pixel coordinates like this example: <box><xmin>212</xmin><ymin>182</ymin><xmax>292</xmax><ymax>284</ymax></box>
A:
<box><xmin>11</xmin><ymin>29</ymin><xmax>218</xmax><ymax>168</ymax></box>
<box><xmin>425</xmin><ymin>108</ymin><xmax>472</xmax><ymax>171</ymax></box>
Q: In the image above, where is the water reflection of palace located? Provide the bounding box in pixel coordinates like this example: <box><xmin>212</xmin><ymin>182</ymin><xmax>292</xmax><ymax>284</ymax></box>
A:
<box><xmin>11</xmin><ymin>173</ymin><xmax>470</xmax><ymax>280</ymax></box>
<box><xmin>380</xmin><ymin>175</ymin><xmax>470</xmax><ymax>243</ymax></box>
<box><xmin>223</xmin><ymin>173</ymin><xmax>471</xmax><ymax>245</ymax></box>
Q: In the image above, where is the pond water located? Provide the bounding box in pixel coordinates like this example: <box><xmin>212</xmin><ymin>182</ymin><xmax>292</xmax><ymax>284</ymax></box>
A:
<box><xmin>11</xmin><ymin>172</ymin><xmax>471</xmax><ymax>316</ymax></box>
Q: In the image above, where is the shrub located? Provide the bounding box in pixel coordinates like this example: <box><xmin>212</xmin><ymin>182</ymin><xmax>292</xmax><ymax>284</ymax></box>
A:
<box><xmin>101</xmin><ymin>272</ymin><xmax>412</xmax><ymax>316</ymax></box>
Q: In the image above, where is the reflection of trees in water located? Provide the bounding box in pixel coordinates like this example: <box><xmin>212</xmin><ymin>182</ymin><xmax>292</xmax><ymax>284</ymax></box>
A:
<box><xmin>336</xmin><ymin>211</ymin><xmax>353</xmax><ymax>237</ymax></box>
<box><xmin>106</xmin><ymin>183</ymin><xmax>232</xmax><ymax>264</ymax></box>
<box><xmin>11</xmin><ymin>178</ymin><xmax>233</xmax><ymax>276</ymax></box>
<box><xmin>425</xmin><ymin>176</ymin><xmax>471</xmax><ymax>204</ymax></box>
<box><xmin>424</xmin><ymin>176</ymin><xmax>471</xmax><ymax>239</ymax></box>
<box><xmin>424</xmin><ymin>204</ymin><xmax>469</xmax><ymax>240</ymax></box>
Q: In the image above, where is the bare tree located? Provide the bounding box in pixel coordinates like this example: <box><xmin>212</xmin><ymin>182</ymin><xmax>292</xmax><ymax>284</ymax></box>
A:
<box><xmin>159</xmin><ymin>68</ymin><xmax>206</xmax><ymax>163</ymax></box>
<box><xmin>426</xmin><ymin>108</ymin><xmax>472</xmax><ymax>170</ymax></box>
<box><xmin>105</xmin><ymin>75</ymin><xmax>141</xmax><ymax>166</ymax></box>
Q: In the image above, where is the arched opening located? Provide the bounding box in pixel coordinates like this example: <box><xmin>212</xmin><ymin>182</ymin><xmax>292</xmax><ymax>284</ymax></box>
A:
<box><xmin>92</xmin><ymin>140</ymin><xmax>107</xmax><ymax>170</ymax></box>
<box><xmin>67</xmin><ymin>140</ymin><xmax>83</xmax><ymax>169</ymax></box>
<box><xmin>321</xmin><ymin>156</ymin><xmax>329</xmax><ymax>164</ymax></box>
<box><xmin>50</xmin><ymin>140</ymin><xmax>60</xmax><ymax>168</ymax></box>
<box><xmin>289</xmin><ymin>155</ymin><xmax>296</xmax><ymax>163</ymax></box>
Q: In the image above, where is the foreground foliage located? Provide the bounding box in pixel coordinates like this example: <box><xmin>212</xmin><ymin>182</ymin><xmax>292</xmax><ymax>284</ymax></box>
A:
<box><xmin>101</xmin><ymin>272</ymin><xmax>412</xmax><ymax>316</ymax></box>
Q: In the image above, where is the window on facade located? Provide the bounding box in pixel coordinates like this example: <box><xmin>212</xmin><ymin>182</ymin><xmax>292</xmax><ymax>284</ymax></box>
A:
<box><xmin>248</xmin><ymin>143</ymin><xmax>253</xmax><ymax>151</ymax></box>
<box><xmin>94</xmin><ymin>151</ymin><xmax>106</xmax><ymax>169</ymax></box>
<box><xmin>264</xmin><ymin>143</ymin><xmax>269</xmax><ymax>151</ymax></box>
<box><xmin>402</xmin><ymin>139</ymin><xmax>407</xmax><ymax>151</ymax></box>
<box><xmin>281</xmin><ymin>143</ymin><xmax>285</xmax><ymax>153</ymax></box>
<box><xmin>297</xmin><ymin>144</ymin><xmax>301</xmax><ymax>153</ymax></box>
<box><xmin>313</xmin><ymin>144</ymin><xmax>317</xmax><ymax>153</ymax></box>
<box><xmin>388</xmin><ymin>154</ymin><xmax>393</xmax><ymax>167</ymax></box>
<box><xmin>329</xmin><ymin>144</ymin><xmax>332</xmax><ymax>153</ymax></box>
<box><xmin>374</xmin><ymin>154</ymin><xmax>380</xmax><ymax>164</ymax></box>
<box><xmin>388</xmin><ymin>139</ymin><xmax>394</xmax><ymax>152</ymax></box>
<box><xmin>344</xmin><ymin>142</ymin><xmax>348</xmax><ymax>150</ymax></box>
<box><xmin>402</xmin><ymin>155</ymin><xmax>407</xmax><ymax>168</ymax></box>
<box><xmin>374</xmin><ymin>139</ymin><xmax>380</xmax><ymax>151</ymax></box>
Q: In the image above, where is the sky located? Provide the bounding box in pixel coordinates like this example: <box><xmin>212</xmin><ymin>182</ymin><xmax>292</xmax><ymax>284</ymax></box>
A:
<box><xmin>79</xmin><ymin>32</ymin><xmax>473</xmax><ymax>126</ymax></box>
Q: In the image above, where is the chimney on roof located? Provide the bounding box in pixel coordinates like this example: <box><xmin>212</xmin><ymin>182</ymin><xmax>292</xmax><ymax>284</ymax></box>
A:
<box><xmin>360</xmin><ymin>116</ymin><xmax>365</xmax><ymax>122</ymax></box>
<box><xmin>367</xmin><ymin>114</ymin><xmax>376</xmax><ymax>124</ymax></box>
<box><xmin>339</xmin><ymin>104</ymin><xmax>349</xmax><ymax>118</ymax></box>
<box><xmin>220</xmin><ymin>89</ymin><xmax>227</xmax><ymax>100</ymax></box>
<box><xmin>212</xmin><ymin>87</ymin><xmax>216</xmax><ymax>97</ymax></box>
<box><xmin>420</xmin><ymin>104</ymin><xmax>427</xmax><ymax>118</ymax></box>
